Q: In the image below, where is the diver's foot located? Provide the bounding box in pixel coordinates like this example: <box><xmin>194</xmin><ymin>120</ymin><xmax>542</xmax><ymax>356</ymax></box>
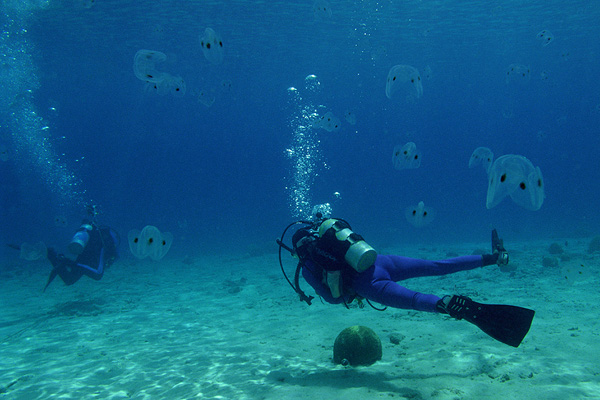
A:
<box><xmin>436</xmin><ymin>295</ymin><xmax>473</xmax><ymax>319</ymax></box>
<box><xmin>491</xmin><ymin>229</ymin><xmax>509</xmax><ymax>266</ymax></box>
<box><xmin>496</xmin><ymin>251</ymin><xmax>509</xmax><ymax>266</ymax></box>
<box><xmin>436</xmin><ymin>295</ymin><xmax>452</xmax><ymax>314</ymax></box>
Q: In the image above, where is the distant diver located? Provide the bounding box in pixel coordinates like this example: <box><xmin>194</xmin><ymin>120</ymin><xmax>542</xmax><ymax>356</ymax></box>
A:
<box><xmin>44</xmin><ymin>205</ymin><xmax>119</xmax><ymax>291</ymax></box>
<box><xmin>277</xmin><ymin>215</ymin><xmax>534</xmax><ymax>348</ymax></box>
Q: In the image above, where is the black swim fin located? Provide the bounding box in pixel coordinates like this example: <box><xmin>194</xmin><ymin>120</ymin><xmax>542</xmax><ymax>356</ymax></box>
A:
<box><xmin>43</xmin><ymin>248</ymin><xmax>61</xmax><ymax>292</ymax></box>
<box><xmin>443</xmin><ymin>295</ymin><xmax>534</xmax><ymax>347</ymax></box>
<box><xmin>43</xmin><ymin>269</ymin><xmax>58</xmax><ymax>292</ymax></box>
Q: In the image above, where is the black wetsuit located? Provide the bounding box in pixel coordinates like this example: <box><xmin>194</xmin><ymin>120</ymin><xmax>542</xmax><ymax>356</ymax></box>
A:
<box><xmin>45</xmin><ymin>226</ymin><xmax>119</xmax><ymax>291</ymax></box>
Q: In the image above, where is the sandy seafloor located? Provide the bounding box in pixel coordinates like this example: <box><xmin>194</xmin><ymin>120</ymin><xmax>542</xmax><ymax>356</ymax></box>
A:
<box><xmin>1</xmin><ymin>236</ymin><xmax>599</xmax><ymax>400</ymax></box>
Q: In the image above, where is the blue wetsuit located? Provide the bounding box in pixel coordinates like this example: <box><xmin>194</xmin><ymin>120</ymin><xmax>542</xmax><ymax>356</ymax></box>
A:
<box><xmin>302</xmin><ymin>254</ymin><xmax>497</xmax><ymax>312</ymax></box>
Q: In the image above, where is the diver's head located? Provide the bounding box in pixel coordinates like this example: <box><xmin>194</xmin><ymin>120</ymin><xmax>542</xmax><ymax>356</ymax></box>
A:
<box><xmin>85</xmin><ymin>203</ymin><xmax>100</xmax><ymax>222</ymax></box>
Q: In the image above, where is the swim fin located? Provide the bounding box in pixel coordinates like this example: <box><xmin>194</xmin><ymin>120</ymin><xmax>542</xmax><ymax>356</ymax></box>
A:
<box><xmin>43</xmin><ymin>248</ymin><xmax>61</xmax><ymax>292</ymax></box>
<box><xmin>443</xmin><ymin>295</ymin><xmax>534</xmax><ymax>347</ymax></box>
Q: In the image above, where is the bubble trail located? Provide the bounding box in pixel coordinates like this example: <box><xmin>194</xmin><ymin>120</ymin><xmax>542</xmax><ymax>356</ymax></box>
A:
<box><xmin>285</xmin><ymin>75</ymin><xmax>323</xmax><ymax>220</ymax></box>
<box><xmin>1</xmin><ymin>2</ymin><xmax>86</xmax><ymax>209</ymax></box>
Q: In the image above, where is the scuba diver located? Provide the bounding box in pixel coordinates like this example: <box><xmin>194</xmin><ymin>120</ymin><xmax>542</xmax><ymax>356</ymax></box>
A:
<box><xmin>277</xmin><ymin>215</ymin><xmax>535</xmax><ymax>347</ymax></box>
<box><xmin>43</xmin><ymin>205</ymin><xmax>120</xmax><ymax>291</ymax></box>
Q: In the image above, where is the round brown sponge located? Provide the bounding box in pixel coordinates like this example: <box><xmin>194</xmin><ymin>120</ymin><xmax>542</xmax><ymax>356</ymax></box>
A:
<box><xmin>333</xmin><ymin>325</ymin><xmax>382</xmax><ymax>366</ymax></box>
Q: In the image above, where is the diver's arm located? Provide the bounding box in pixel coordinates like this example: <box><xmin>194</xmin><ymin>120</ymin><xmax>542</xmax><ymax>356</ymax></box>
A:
<box><xmin>76</xmin><ymin>248</ymin><xmax>105</xmax><ymax>280</ymax></box>
<box><xmin>301</xmin><ymin>261</ymin><xmax>345</xmax><ymax>304</ymax></box>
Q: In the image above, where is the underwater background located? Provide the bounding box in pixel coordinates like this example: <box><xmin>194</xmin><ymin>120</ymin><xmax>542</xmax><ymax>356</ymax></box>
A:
<box><xmin>1</xmin><ymin>0</ymin><xmax>600</xmax><ymax>259</ymax></box>
<box><xmin>3</xmin><ymin>2</ymin><xmax>600</xmax><ymax>399</ymax></box>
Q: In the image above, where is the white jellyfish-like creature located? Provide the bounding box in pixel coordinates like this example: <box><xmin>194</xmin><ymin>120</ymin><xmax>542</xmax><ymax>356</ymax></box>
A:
<box><xmin>344</xmin><ymin>111</ymin><xmax>357</xmax><ymax>125</ymax></box>
<box><xmin>313</xmin><ymin>0</ymin><xmax>332</xmax><ymax>20</ymax></box>
<box><xmin>221</xmin><ymin>80</ymin><xmax>233</xmax><ymax>92</ymax></box>
<box><xmin>128</xmin><ymin>225</ymin><xmax>173</xmax><ymax>261</ymax></box>
<box><xmin>469</xmin><ymin>147</ymin><xmax>494</xmax><ymax>174</ymax></box>
<box><xmin>133</xmin><ymin>49</ymin><xmax>168</xmax><ymax>83</ymax></box>
<box><xmin>392</xmin><ymin>142</ymin><xmax>421</xmax><ymax>170</ymax></box>
<box><xmin>200</xmin><ymin>27</ymin><xmax>224</xmax><ymax>65</ymax></box>
<box><xmin>144</xmin><ymin>74</ymin><xmax>186</xmax><ymax>97</ymax></box>
<box><xmin>79</xmin><ymin>0</ymin><xmax>95</xmax><ymax>9</ymax></box>
<box><xmin>506</xmin><ymin>64</ymin><xmax>531</xmax><ymax>84</ymax></box>
<box><xmin>537</xmin><ymin>30</ymin><xmax>554</xmax><ymax>46</ymax></box>
<box><xmin>20</xmin><ymin>241</ymin><xmax>47</xmax><ymax>261</ymax></box>
<box><xmin>405</xmin><ymin>201</ymin><xmax>435</xmax><ymax>228</ymax></box>
<box><xmin>386</xmin><ymin>65</ymin><xmax>423</xmax><ymax>100</ymax></box>
<box><xmin>486</xmin><ymin>154</ymin><xmax>544</xmax><ymax>211</ymax></box>
<box><xmin>313</xmin><ymin>111</ymin><xmax>341</xmax><ymax>132</ymax></box>
<box><xmin>134</xmin><ymin>50</ymin><xmax>185</xmax><ymax>97</ymax></box>
<box><xmin>197</xmin><ymin>89</ymin><xmax>216</xmax><ymax>107</ymax></box>
<box><xmin>423</xmin><ymin>65</ymin><xmax>433</xmax><ymax>80</ymax></box>
<box><xmin>54</xmin><ymin>215</ymin><xmax>68</xmax><ymax>227</ymax></box>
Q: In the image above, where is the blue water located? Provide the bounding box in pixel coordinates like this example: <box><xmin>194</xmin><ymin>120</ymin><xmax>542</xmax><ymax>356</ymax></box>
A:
<box><xmin>1</xmin><ymin>0</ymin><xmax>600</xmax><ymax>260</ymax></box>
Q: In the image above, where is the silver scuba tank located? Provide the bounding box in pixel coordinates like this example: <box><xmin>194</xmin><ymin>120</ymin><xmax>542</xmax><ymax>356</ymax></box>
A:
<box><xmin>317</xmin><ymin>219</ymin><xmax>377</xmax><ymax>272</ymax></box>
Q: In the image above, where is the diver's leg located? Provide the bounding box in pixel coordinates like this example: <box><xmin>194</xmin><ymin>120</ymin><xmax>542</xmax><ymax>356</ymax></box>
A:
<box><xmin>376</xmin><ymin>254</ymin><xmax>486</xmax><ymax>281</ymax></box>
<box><xmin>353</xmin><ymin>265</ymin><xmax>441</xmax><ymax>312</ymax></box>
<box><xmin>47</xmin><ymin>249</ymin><xmax>83</xmax><ymax>286</ymax></box>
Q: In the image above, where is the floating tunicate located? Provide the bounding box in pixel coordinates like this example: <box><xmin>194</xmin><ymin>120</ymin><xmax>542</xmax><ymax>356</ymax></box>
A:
<box><xmin>392</xmin><ymin>142</ymin><xmax>421</xmax><ymax>170</ymax></box>
<box><xmin>344</xmin><ymin>111</ymin><xmax>356</xmax><ymax>125</ymax></box>
<box><xmin>200</xmin><ymin>28</ymin><xmax>224</xmax><ymax>65</ymax></box>
<box><xmin>486</xmin><ymin>154</ymin><xmax>544</xmax><ymax>211</ymax></box>
<box><xmin>20</xmin><ymin>241</ymin><xmax>47</xmax><ymax>261</ymax></box>
<box><xmin>313</xmin><ymin>0</ymin><xmax>332</xmax><ymax>20</ymax></box>
<box><xmin>386</xmin><ymin>65</ymin><xmax>423</xmax><ymax>100</ymax></box>
<box><xmin>506</xmin><ymin>64</ymin><xmax>531</xmax><ymax>84</ymax></box>
<box><xmin>423</xmin><ymin>65</ymin><xmax>433</xmax><ymax>80</ymax></box>
<box><xmin>79</xmin><ymin>0</ymin><xmax>95</xmax><ymax>9</ymax></box>
<box><xmin>313</xmin><ymin>111</ymin><xmax>341</xmax><ymax>132</ymax></box>
<box><xmin>221</xmin><ymin>80</ymin><xmax>232</xmax><ymax>92</ymax></box>
<box><xmin>537</xmin><ymin>30</ymin><xmax>554</xmax><ymax>46</ymax></box>
<box><xmin>54</xmin><ymin>215</ymin><xmax>68</xmax><ymax>227</ymax></box>
<box><xmin>128</xmin><ymin>225</ymin><xmax>173</xmax><ymax>261</ymax></box>
<box><xmin>144</xmin><ymin>74</ymin><xmax>186</xmax><ymax>97</ymax></box>
<box><xmin>405</xmin><ymin>201</ymin><xmax>435</xmax><ymax>228</ymax></box>
<box><xmin>469</xmin><ymin>147</ymin><xmax>494</xmax><ymax>174</ymax></box>
<box><xmin>197</xmin><ymin>89</ymin><xmax>216</xmax><ymax>107</ymax></box>
<box><xmin>133</xmin><ymin>49</ymin><xmax>168</xmax><ymax>83</ymax></box>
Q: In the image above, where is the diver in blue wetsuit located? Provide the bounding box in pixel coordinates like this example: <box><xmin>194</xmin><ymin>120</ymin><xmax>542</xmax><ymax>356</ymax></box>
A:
<box><xmin>44</xmin><ymin>207</ymin><xmax>120</xmax><ymax>291</ymax></box>
<box><xmin>301</xmin><ymin>251</ymin><xmax>503</xmax><ymax>312</ymax></box>
<box><xmin>277</xmin><ymin>216</ymin><xmax>534</xmax><ymax>347</ymax></box>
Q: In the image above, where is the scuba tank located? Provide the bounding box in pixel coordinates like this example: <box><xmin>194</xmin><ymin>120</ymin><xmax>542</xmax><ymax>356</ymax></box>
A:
<box><xmin>317</xmin><ymin>219</ymin><xmax>377</xmax><ymax>272</ymax></box>
<box><xmin>68</xmin><ymin>220</ymin><xmax>93</xmax><ymax>255</ymax></box>
<box><xmin>277</xmin><ymin>216</ymin><xmax>386</xmax><ymax>310</ymax></box>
